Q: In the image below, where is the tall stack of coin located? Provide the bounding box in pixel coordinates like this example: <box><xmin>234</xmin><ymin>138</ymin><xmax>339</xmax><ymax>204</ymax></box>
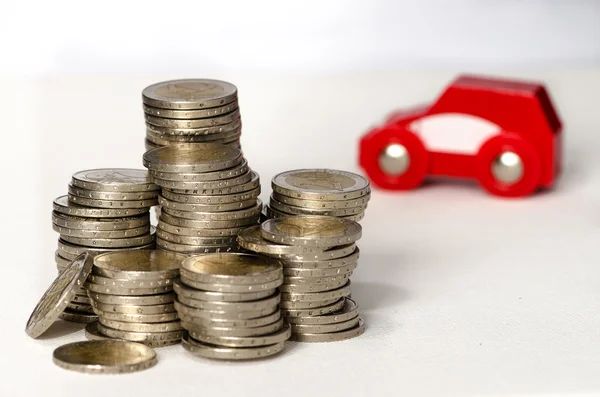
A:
<box><xmin>143</xmin><ymin>143</ymin><xmax>261</xmax><ymax>254</ymax></box>
<box><xmin>265</xmin><ymin>169</ymin><xmax>371</xmax><ymax>222</ymax></box>
<box><xmin>238</xmin><ymin>216</ymin><xmax>365</xmax><ymax>342</ymax></box>
<box><xmin>176</xmin><ymin>253</ymin><xmax>291</xmax><ymax>360</ymax></box>
<box><xmin>52</xmin><ymin>169</ymin><xmax>159</xmax><ymax>323</ymax></box>
<box><xmin>86</xmin><ymin>250</ymin><xmax>186</xmax><ymax>347</ymax></box>
<box><xmin>142</xmin><ymin>79</ymin><xmax>242</xmax><ymax>151</ymax></box>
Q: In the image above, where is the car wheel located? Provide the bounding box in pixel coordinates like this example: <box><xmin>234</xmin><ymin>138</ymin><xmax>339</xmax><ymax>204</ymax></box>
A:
<box><xmin>359</xmin><ymin>126</ymin><xmax>428</xmax><ymax>190</ymax></box>
<box><xmin>474</xmin><ymin>133</ymin><xmax>541</xmax><ymax>197</ymax></box>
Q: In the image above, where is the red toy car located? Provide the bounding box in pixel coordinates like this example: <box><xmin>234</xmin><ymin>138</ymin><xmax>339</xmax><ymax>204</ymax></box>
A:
<box><xmin>359</xmin><ymin>75</ymin><xmax>562</xmax><ymax>197</ymax></box>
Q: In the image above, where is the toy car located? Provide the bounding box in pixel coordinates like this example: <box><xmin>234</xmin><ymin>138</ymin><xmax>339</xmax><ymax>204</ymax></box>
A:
<box><xmin>359</xmin><ymin>74</ymin><xmax>563</xmax><ymax>197</ymax></box>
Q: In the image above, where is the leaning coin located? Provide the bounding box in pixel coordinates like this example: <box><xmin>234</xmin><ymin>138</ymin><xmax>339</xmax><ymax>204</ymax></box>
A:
<box><xmin>192</xmin><ymin>322</ymin><xmax>291</xmax><ymax>348</ymax></box>
<box><xmin>89</xmin><ymin>292</ymin><xmax>176</xmax><ymax>306</ymax></box>
<box><xmin>156</xmin><ymin>229</ymin><xmax>236</xmax><ymax>246</ymax></box>
<box><xmin>98</xmin><ymin>318</ymin><xmax>183</xmax><ymax>332</ymax></box>
<box><xmin>94</xmin><ymin>310</ymin><xmax>179</xmax><ymax>324</ymax></box>
<box><xmin>261</xmin><ymin>216</ymin><xmax>362</xmax><ymax>247</ymax></box>
<box><xmin>177</xmin><ymin>292</ymin><xmax>280</xmax><ymax>312</ymax></box>
<box><xmin>278</xmin><ymin>248</ymin><xmax>360</xmax><ymax>269</ymax></box>
<box><xmin>151</xmin><ymin>171</ymin><xmax>253</xmax><ymax>191</ymax></box>
<box><xmin>178</xmin><ymin>309</ymin><xmax>281</xmax><ymax>329</ymax></box>
<box><xmin>271</xmin><ymin>192</ymin><xmax>371</xmax><ymax>209</ymax></box>
<box><xmin>87</xmin><ymin>274</ymin><xmax>174</xmax><ymax>289</ymax></box>
<box><xmin>237</xmin><ymin>226</ymin><xmax>330</xmax><ymax>256</ymax></box>
<box><xmin>279</xmin><ymin>297</ymin><xmax>341</xmax><ymax>310</ymax></box>
<box><xmin>68</xmin><ymin>184</ymin><xmax>158</xmax><ymax>201</ymax></box>
<box><xmin>142</xmin><ymin>79</ymin><xmax>238</xmax><ymax>110</ymax></box>
<box><xmin>61</xmin><ymin>233</ymin><xmax>154</xmax><ymax>248</ymax></box>
<box><xmin>96</xmin><ymin>322</ymin><xmax>183</xmax><ymax>342</ymax></box>
<box><xmin>167</xmin><ymin>171</ymin><xmax>260</xmax><ymax>195</ymax></box>
<box><xmin>84</xmin><ymin>322</ymin><xmax>112</xmax><ymax>340</ymax></box>
<box><xmin>174</xmin><ymin>300</ymin><xmax>278</xmax><ymax>321</ymax></box>
<box><xmin>272</xmin><ymin>169</ymin><xmax>370</xmax><ymax>200</ymax></box>
<box><xmin>53</xmin><ymin>223</ymin><xmax>150</xmax><ymax>239</ymax></box>
<box><xmin>143</xmin><ymin>143</ymin><xmax>242</xmax><ymax>173</ymax></box>
<box><xmin>181</xmin><ymin>253</ymin><xmax>283</xmax><ymax>285</ymax></box>
<box><xmin>290</xmin><ymin>318</ymin><xmax>365</xmax><ymax>342</ymax></box>
<box><xmin>281</xmin><ymin>281</ymin><xmax>351</xmax><ymax>302</ymax></box>
<box><xmin>146</xmin><ymin>117</ymin><xmax>242</xmax><ymax>136</ymax></box>
<box><xmin>72</xmin><ymin>168</ymin><xmax>159</xmax><ymax>192</ymax></box>
<box><xmin>173</xmin><ymin>278</ymin><xmax>274</xmax><ymax>302</ymax></box>
<box><xmin>161</xmin><ymin>199</ymin><xmax>261</xmax><ymax>221</ymax></box>
<box><xmin>157</xmin><ymin>222</ymin><xmax>244</xmax><ymax>238</ymax></box>
<box><xmin>159</xmin><ymin>196</ymin><xmax>258</xmax><ymax>213</ymax></box>
<box><xmin>25</xmin><ymin>253</ymin><xmax>93</xmax><ymax>338</ymax></box>
<box><xmin>90</xmin><ymin>301</ymin><xmax>175</xmax><ymax>315</ymax></box>
<box><xmin>68</xmin><ymin>194</ymin><xmax>158</xmax><ymax>209</ymax></box>
<box><xmin>159</xmin><ymin>213</ymin><xmax>259</xmax><ymax>229</ymax></box>
<box><xmin>286</xmin><ymin>298</ymin><xmax>359</xmax><ymax>325</ymax></box>
<box><xmin>52</xmin><ymin>212</ymin><xmax>150</xmax><ymax>230</ymax></box>
<box><xmin>53</xmin><ymin>340</ymin><xmax>157</xmax><ymax>374</ymax></box>
<box><xmin>160</xmin><ymin>187</ymin><xmax>260</xmax><ymax>205</ymax></box>
<box><xmin>290</xmin><ymin>315</ymin><xmax>359</xmax><ymax>334</ymax></box>
<box><xmin>84</xmin><ymin>281</ymin><xmax>172</xmax><ymax>296</ymax></box>
<box><xmin>93</xmin><ymin>250</ymin><xmax>185</xmax><ymax>281</ymax></box>
<box><xmin>143</xmin><ymin>101</ymin><xmax>238</xmax><ymax>119</ymax></box>
<box><xmin>283</xmin><ymin>262</ymin><xmax>358</xmax><ymax>277</ymax></box>
<box><xmin>150</xmin><ymin>158</ymin><xmax>249</xmax><ymax>182</ymax></box>
<box><xmin>58</xmin><ymin>308</ymin><xmax>98</xmax><ymax>324</ymax></box>
<box><xmin>53</xmin><ymin>195</ymin><xmax>149</xmax><ymax>218</ymax></box>
<box><xmin>156</xmin><ymin>239</ymin><xmax>240</xmax><ymax>254</ymax></box>
<box><xmin>269</xmin><ymin>197</ymin><xmax>367</xmax><ymax>217</ymax></box>
<box><xmin>145</xmin><ymin>110</ymin><xmax>240</xmax><ymax>129</ymax></box>
<box><xmin>274</xmin><ymin>243</ymin><xmax>357</xmax><ymax>262</ymax></box>
<box><xmin>182</xmin><ymin>334</ymin><xmax>284</xmax><ymax>360</ymax></box>
<box><xmin>282</xmin><ymin>298</ymin><xmax>346</xmax><ymax>317</ymax></box>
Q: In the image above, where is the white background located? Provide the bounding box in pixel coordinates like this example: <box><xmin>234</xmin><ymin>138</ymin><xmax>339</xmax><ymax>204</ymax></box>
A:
<box><xmin>2</xmin><ymin>1</ymin><xmax>600</xmax><ymax>397</ymax></box>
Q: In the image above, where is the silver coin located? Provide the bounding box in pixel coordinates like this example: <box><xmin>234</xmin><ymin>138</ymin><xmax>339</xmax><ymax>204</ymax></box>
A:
<box><xmin>155</xmin><ymin>229</ymin><xmax>236</xmax><ymax>246</ymax></box>
<box><xmin>176</xmin><ymin>292</ymin><xmax>280</xmax><ymax>312</ymax></box>
<box><xmin>57</xmin><ymin>238</ymin><xmax>154</xmax><ymax>257</ymax></box>
<box><xmin>59</xmin><ymin>308</ymin><xmax>98</xmax><ymax>324</ymax></box>
<box><xmin>236</xmin><ymin>225</ymin><xmax>330</xmax><ymax>256</ymax></box>
<box><xmin>96</xmin><ymin>321</ymin><xmax>183</xmax><ymax>342</ymax></box>
<box><xmin>159</xmin><ymin>212</ymin><xmax>259</xmax><ymax>228</ymax></box>
<box><xmin>94</xmin><ymin>309</ymin><xmax>179</xmax><ymax>324</ymax></box>
<box><xmin>54</xmin><ymin>195</ymin><xmax>149</xmax><ymax>218</ymax></box>
<box><xmin>149</xmin><ymin>158</ymin><xmax>249</xmax><ymax>182</ymax></box>
<box><xmin>52</xmin><ymin>340</ymin><xmax>157</xmax><ymax>374</ymax></box>
<box><xmin>185</xmin><ymin>318</ymin><xmax>284</xmax><ymax>338</ymax></box>
<box><xmin>89</xmin><ymin>292</ymin><xmax>176</xmax><ymax>306</ymax></box>
<box><xmin>68</xmin><ymin>194</ymin><xmax>157</xmax><ymax>209</ymax></box>
<box><xmin>279</xmin><ymin>297</ymin><xmax>340</xmax><ymax>310</ymax></box>
<box><xmin>180</xmin><ymin>270</ymin><xmax>282</xmax><ymax>293</ymax></box>
<box><xmin>290</xmin><ymin>315</ymin><xmax>359</xmax><ymax>334</ymax></box>
<box><xmin>157</xmin><ymin>221</ymin><xmax>244</xmax><ymax>238</ymax></box>
<box><xmin>190</xmin><ymin>322</ymin><xmax>291</xmax><ymax>348</ymax></box>
<box><xmin>268</xmin><ymin>204</ymin><xmax>366</xmax><ymax>223</ymax></box>
<box><xmin>179</xmin><ymin>309</ymin><xmax>281</xmax><ymax>328</ymax></box>
<box><xmin>72</xmin><ymin>168</ymin><xmax>159</xmax><ymax>192</ymax></box>
<box><xmin>143</xmin><ymin>101</ymin><xmax>238</xmax><ymax>119</ymax></box>
<box><xmin>146</xmin><ymin>117</ymin><xmax>242</xmax><ymax>136</ymax></box>
<box><xmin>281</xmin><ymin>281</ymin><xmax>351</xmax><ymax>302</ymax></box>
<box><xmin>25</xmin><ymin>253</ymin><xmax>93</xmax><ymax>338</ymax></box>
<box><xmin>87</xmin><ymin>274</ymin><xmax>174</xmax><ymax>289</ymax></box>
<box><xmin>60</xmin><ymin>233</ymin><xmax>154</xmax><ymax>248</ymax></box>
<box><xmin>53</xmin><ymin>223</ymin><xmax>150</xmax><ymax>239</ymax></box>
<box><xmin>271</xmin><ymin>192</ymin><xmax>371</xmax><ymax>209</ymax></box>
<box><xmin>174</xmin><ymin>300</ymin><xmax>278</xmax><ymax>321</ymax></box>
<box><xmin>142</xmin><ymin>79</ymin><xmax>238</xmax><ymax>110</ymax></box>
<box><xmin>90</xmin><ymin>301</ymin><xmax>175</xmax><ymax>315</ymax></box>
<box><xmin>157</xmin><ymin>239</ymin><xmax>240</xmax><ymax>254</ymax></box>
<box><xmin>85</xmin><ymin>281</ymin><xmax>172</xmax><ymax>296</ymax></box>
<box><xmin>98</xmin><ymin>317</ymin><xmax>183</xmax><ymax>332</ymax></box>
<box><xmin>68</xmin><ymin>184</ymin><xmax>158</xmax><ymax>201</ymax></box>
<box><xmin>272</xmin><ymin>243</ymin><xmax>357</xmax><ymax>262</ymax></box>
<box><xmin>173</xmin><ymin>278</ymin><xmax>274</xmax><ymax>302</ymax></box>
<box><xmin>261</xmin><ymin>216</ymin><xmax>362</xmax><ymax>247</ymax></box>
<box><xmin>278</xmin><ymin>248</ymin><xmax>360</xmax><ymax>269</ymax></box>
<box><xmin>70</xmin><ymin>294</ymin><xmax>92</xmax><ymax>304</ymax></box>
<box><xmin>286</xmin><ymin>298</ymin><xmax>359</xmax><ymax>325</ymax></box>
<box><xmin>279</xmin><ymin>277</ymin><xmax>350</xmax><ymax>294</ymax></box>
<box><xmin>272</xmin><ymin>169</ymin><xmax>370</xmax><ymax>200</ymax></box>
<box><xmin>160</xmin><ymin>186</ymin><xmax>260</xmax><ymax>205</ymax></box>
<box><xmin>143</xmin><ymin>143</ymin><xmax>242</xmax><ymax>173</ymax></box>
<box><xmin>159</xmin><ymin>195</ymin><xmax>257</xmax><ymax>213</ymax></box>
<box><xmin>269</xmin><ymin>197</ymin><xmax>367</xmax><ymax>217</ymax></box>
<box><xmin>161</xmin><ymin>199</ymin><xmax>262</xmax><ymax>222</ymax></box>
<box><xmin>145</xmin><ymin>110</ymin><xmax>240</xmax><ymax>129</ymax></box>
<box><xmin>290</xmin><ymin>318</ymin><xmax>365</xmax><ymax>342</ymax></box>
<box><xmin>283</xmin><ymin>262</ymin><xmax>357</xmax><ymax>277</ymax></box>
<box><xmin>182</xmin><ymin>334</ymin><xmax>284</xmax><ymax>360</ymax></box>
<box><xmin>283</xmin><ymin>273</ymin><xmax>351</xmax><ymax>286</ymax></box>
<box><xmin>151</xmin><ymin>170</ymin><xmax>253</xmax><ymax>191</ymax></box>
<box><xmin>92</xmin><ymin>250</ymin><xmax>185</xmax><ymax>280</ymax></box>
<box><xmin>166</xmin><ymin>170</ymin><xmax>260</xmax><ymax>195</ymax></box>
<box><xmin>52</xmin><ymin>211</ymin><xmax>150</xmax><ymax>231</ymax></box>
<box><xmin>146</xmin><ymin>128</ymin><xmax>241</xmax><ymax>144</ymax></box>
<box><xmin>281</xmin><ymin>298</ymin><xmax>345</xmax><ymax>316</ymax></box>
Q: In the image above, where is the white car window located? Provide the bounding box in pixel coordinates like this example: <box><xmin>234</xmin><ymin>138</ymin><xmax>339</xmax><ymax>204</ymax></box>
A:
<box><xmin>408</xmin><ymin>113</ymin><xmax>501</xmax><ymax>154</ymax></box>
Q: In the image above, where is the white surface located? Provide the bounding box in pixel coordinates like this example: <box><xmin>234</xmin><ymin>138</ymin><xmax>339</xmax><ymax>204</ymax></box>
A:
<box><xmin>2</xmin><ymin>69</ymin><xmax>600</xmax><ymax>396</ymax></box>
<box><xmin>2</xmin><ymin>0</ymin><xmax>600</xmax><ymax>75</ymax></box>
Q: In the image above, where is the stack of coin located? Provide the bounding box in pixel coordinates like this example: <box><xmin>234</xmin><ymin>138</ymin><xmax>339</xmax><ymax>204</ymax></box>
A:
<box><xmin>142</xmin><ymin>79</ymin><xmax>242</xmax><ymax>151</ymax></box>
<box><xmin>143</xmin><ymin>143</ymin><xmax>262</xmax><ymax>254</ymax></box>
<box><xmin>238</xmin><ymin>216</ymin><xmax>365</xmax><ymax>342</ymax></box>
<box><xmin>52</xmin><ymin>169</ymin><xmax>159</xmax><ymax>322</ymax></box>
<box><xmin>176</xmin><ymin>253</ymin><xmax>291</xmax><ymax>360</ymax></box>
<box><xmin>265</xmin><ymin>169</ymin><xmax>371</xmax><ymax>222</ymax></box>
<box><xmin>86</xmin><ymin>250</ymin><xmax>186</xmax><ymax>347</ymax></box>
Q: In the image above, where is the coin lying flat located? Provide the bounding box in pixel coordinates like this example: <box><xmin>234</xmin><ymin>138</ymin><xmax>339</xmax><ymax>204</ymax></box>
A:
<box><xmin>261</xmin><ymin>216</ymin><xmax>362</xmax><ymax>247</ymax></box>
<box><xmin>174</xmin><ymin>300</ymin><xmax>278</xmax><ymax>321</ymax></box>
<box><xmin>185</xmin><ymin>318</ymin><xmax>284</xmax><ymax>338</ymax></box>
<box><xmin>52</xmin><ymin>212</ymin><xmax>150</xmax><ymax>231</ymax></box>
<box><xmin>72</xmin><ymin>169</ymin><xmax>159</xmax><ymax>192</ymax></box>
<box><xmin>278</xmin><ymin>248</ymin><xmax>360</xmax><ymax>269</ymax></box>
<box><xmin>84</xmin><ymin>281</ymin><xmax>172</xmax><ymax>296</ymax></box>
<box><xmin>142</xmin><ymin>79</ymin><xmax>238</xmax><ymax>110</ymax></box>
<box><xmin>157</xmin><ymin>222</ymin><xmax>244</xmax><ymax>238</ymax></box>
<box><xmin>146</xmin><ymin>129</ymin><xmax>242</xmax><ymax>146</ymax></box>
<box><xmin>156</xmin><ymin>239</ymin><xmax>240</xmax><ymax>254</ymax></box>
<box><xmin>283</xmin><ymin>262</ymin><xmax>357</xmax><ymax>277</ymax></box>
<box><xmin>143</xmin><ymin>101</ymin><xmax>238</xmax><ymax>119</ymax></box>
<box><xmin>161</xmin><ymin>187</ymin><xmax>260</xmax><ymax>206</ymax></box>
<box><xmin>96</xmin><ymin>322</ymin><xmax>183</xmax><ymax>342</ymax></box>
<box><xmin>159</xmin><ymin>212</ymin><xmax>259</xmax><ymax>229</ymax></box>
<box><xmin>150</xmin><ymin>159</ymin><xmax>249</xmax><ymax>182</ymax></box>
<box><xmin>53</xmin><ymin>340</ymin><xmax>157</xmax><ymax>374</ymax></box>
<box><xmin>179</xmin><ymin>309</ymin><xmax>282</xmax><ymax>329</ymax></box>
<box><xmin>279</xmin><ymin>277</ymin><xmax>349</xmax><ymax>293</ymax></box>
<box><xmin>146</xmin><ymin>117</ymin><xmax>242</xmax><ymax>136</ymax></box>
<box><xmin>290</xmin><ymin>318</ymin><xmax>365</xmax><ymax>342</ymax></box>
<box><xmin>90</xmin><ymin>301</ymin><xmax>175</xmax><ymax>315</ymax></box>
<box><xmin>53</xmin><ymin>195</ymin><xmax>149</xmax><ymax>218</ymax></box>
<box><xmin>158</xmin><ymin>195</ymin><xmax>257</xmax><ymax>213</ymax></box>
<box><xmin>143</xmin><ymin>143</ymin><xmax>243</xmax><ymax>173</ymax></box>
<box><xmin>286</xmin><ymin>298</ymin><xmax>359</xmax><ymax>325</ymax></box>
<box><xmin>182</xmin><ymin>334</ymin><xmax>284</xmax><ymax>360</ymax></box>
<box><xmin>52</xmin><ymin>223</ymin><xmax>150</xmax><ymax>239</ymax></box>
<box><xmin>156</xmin><ymin>229</ymin><xmax>236</xmax><ymax>246</ymax></box>
<box><xmin>99</xmin><ymin>317</ymin><xmax>183</xmax><ymax>333</ymax></box>
<box><xmin>173</xmin><ymin>278</ymin><xmax>274</xmax><ymax>302</ymax></box>
<box><xmin>145</xmin><ymin>110</ymin><xmax>240</xmax><ymax>129</ymax></box>
<box><xmin>272</xmin><ymin>169</ymin><xmax>370</xmax><ymax>200</ymax></box>
<box><xmin>88</xmin><ymin>274</ymin><xmax>174</xmax><ymax>289</ymax></box>
<box><xmin>61</xmin><ymin>233</ymin><xmax>154</xmax><ymax>248</ymax></box>
<box><xmin>237</xmin><ymin>226</ymin><xmax>330</xmax><ymax>256</ymax></box>
<box><xmin>281</xmin><ymin>280</ymin><xmax>351</xmax><ymax>302</ymax></box>
<box><xmin>191</xmin><ymin>322</ymin><xmax>291</xmax><ymax>347</ymax></box>
<box><xmin>94</xmin><ymin>310</ymin><xmax>179</xmax><ymax>324</ymax></box>
<box><xmin>89</xmin><ymin>292</ymin><xmax>176</xmax><ymax>306</ymax></box>
<box><xmin>93</xmin><ymin>250</ymin><xmax>185</xmax><ymax>281</ymax></box>
<box><xmin>281</xmin><ymin>298</ymin><xmax>345</xmax><ymax>317</ymax></box>
<box><xmin>161</xmin><ymin>199</ymin><xmax>262</xmax><ymax>222</ymax></box>
<box><xmin>269</xmin><ymin>197</ymin><xmax>367</xmax><ymax>217</ymax></box>
<box><xmin>181</xmin><ymin>253</ymin><xmax>282</xmax><ymax>285</ymax></box>
<box><xmin>68</xmin><ymin>194</ymin><xmax>158</xmax><ymax>209</ymax></box>
<box><xmin>25</xmin><ymin>253</ymin><xmax>93</xmax><ymax>338</ymax></box>
<box><xmin>274</xmin><ymin>243</ymin><xmax>357</xmax><ymax>262</ymax></box>
<box><xmin>151</xmin><ymin>170</ymin><xmax>253</xmax><ymax>191</ymax></box>
<box><xmin>271</xmin><ymin>192</ymin><xmax>371</xmax><ymax>209</ymax></box>
<box><xmin>58</xmin><ymin>308</ymin><xmax>98</xmax><ymax>323</ymax></box>
<box><xmin>68</xmin><ymin>184</ymin><xmax>158</xmax><ymax>201</ymax></box>
<box><xmin>290</xmin><ymin>315</ymin><xmax>359</xmax><ymax>334</ymax></box>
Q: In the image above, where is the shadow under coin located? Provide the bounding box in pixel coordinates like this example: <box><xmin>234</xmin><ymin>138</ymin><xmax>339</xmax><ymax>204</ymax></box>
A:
<box><xmin>349</xmin><ymin>281</ymin><xmax>409</xmax><ymax>311</ymax></box>
<box><xmin>37</xmin><ymin>320</ymin><xmax>86</xmax><ymax>340</ymax></box>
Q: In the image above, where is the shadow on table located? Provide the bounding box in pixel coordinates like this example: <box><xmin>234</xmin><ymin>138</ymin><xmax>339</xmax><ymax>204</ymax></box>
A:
<box><xmin>37</xmin><ymin>320</ymin><xmax>86</xmax><ymax>340</ymax></box>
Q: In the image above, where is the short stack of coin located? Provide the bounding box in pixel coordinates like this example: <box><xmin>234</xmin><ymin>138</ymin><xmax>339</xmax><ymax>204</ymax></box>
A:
<box><xmin>86</xmin><ymin>250</ymin><xmax>187</xmax><ymax>347</ymax></box>
<box><xmin>143</xmin><ymin>143</ymin><xmax>262</xmax><ymax>254</ymax></box>
<box><xmin>238</xmin><ymin>216</ymin><xmax>365</xmax><ymax>342</ymax></box>
<box><xmin>265</xmin><ymin>169</ymin><xmax>371</xmax><ymax>223</ymax></box>
<box><xmin>52</xmin><ymin>169</ymin><xmax>159</xmax><ymax>322</ymax></box>
<box><xmin>142</xmin><ymin>79</ymin><xmax>242</xmax><ymax>151</ymax></box>
<box><xmin>176</xmin><ymin>253</ymin><xmax>291</xmax><ymax>360</ymax></box>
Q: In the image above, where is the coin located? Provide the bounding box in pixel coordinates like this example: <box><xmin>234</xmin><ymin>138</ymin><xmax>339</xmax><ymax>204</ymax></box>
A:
<box><xmin>237</xmin><ymin>226</ymin><xmax>330</xmax><ymax>256</ymax></box>
<box><xmin>89</xmin><ymin>292</ymin><xmax>176</xmax><ymax>306</ymax></box>
<box><xmin>156</xmin><ymin>229</ymin><xmax>236</xmax><ymax>246</ymax></box>
<box><xmin>286</xmin><ymin>298</ymin><xmax>359</xmax><ymax>325</ymax></box>
<box><xmin>146</xmin><ymin>129</ymin><xmax>241</xmax><ymax>145</ymax></box>
<box><xmin>181</xmin><ymin>253</ymin><xmax>282</xmax><ymax>285</ymax></box>
<box><xmin>25</xmin><ymin>253</ymin><xmax>93</xmax><ymax>338</ymax></box>
<box><xmin>68</xmin><ymin>194</ymin><xmax>158</xmax><ymax>209</ymax></box>
<box><xmin>52</xmin><ymin>223</ymin><xmax>150</xmax><ymax>239</ymax></box>
<box><xmin>279</xmin><ymin>297</ymin><xmax>341</xmax><ymax>310</ymax></box>
<box><xmin>160</xmin><ymin>212</ymin><xmax>259</xmax><ymax>229</ymax></box>
<box><xmin>157</xmin><ymin>222</ymin><xmax>244</xmax><ymax>238</ymax></box>
<box><xmin>71</xmin><ymin>294</ymin><xmax>92</xmax><ymax>304</ymax></box>
<box><xmin>90</xmin><ymin>301</ymin><xmax>175</xmax><ymax>315</ymax></box>
<box><xmin>271</xmin><ymin>192</ymin><xmax>371</xmax><ymax>209</ymax></box>
<box><xmin>145</xmin><ymin>110</ymin><xmax>240</xmax><ymax>129</ymax></box>
<box><xmin>143</xmin><ymin>101</ymin><xmax>238</xmax><ymax>119</ymax></box>
<box><xmin>282</xmin><ymin>262</ymin><xmax>357</xmax><ymax>277</ymax></box>
<box><xmin>53</xmin><ymin>196</ymin><xmax>149</xmax><ymax>218</ymax></box>
<box><xmin>146</xmin><ymin>117</ymin><xmax>242</xmax><ymax>136</ymax></box>
<box><xmin>274</xmin><ymin>243</ymin><xmax>357</xmax><ymax>262</ymax></box>
<box><xmin>282</xmin><ymin>273</ymin><xmax>351</xmax><ymax>286</ymax></box>
<box><xmin>143</xmin><ymin>143</ymin><xmax>242</xmax><ymax>173</ymax></box>
<box><xmin>279</xmin><ymin>277</ymin><xmax>349</xmax><ymax>293</ymax></box>
<box><xmin>182</xmin><ymin>334</ymin><xmax>284</xmax><ymax>360</ymax></box>
<box><xmin>272</xmin><ymin>169</ymin><xmax>370</xmax><ymax>200</ymax></box>
<box><xmin>57</xmin><ymin>239</ymin><xmax>154</xmax><ymax>257</ymax></box>
<box><xmin>88</xmin><ymin>274</ymin><xmax>174</xmax><ymax>289</ymax></box>
<box><xmin>68</xmin><ymin>184</ymin><xmax>158</xmax><ymax>201</ymax></box>
<box><xmin>178</xmin><ymin>309</ymin><xmax>282</xmax><ymax>328</ymax></box>
<box><xmin>52</xmin><ymin>212</ymin><xmax>150</xmax><ymax>230</ymax></box>
<box><xmin>85</xmin><ymin>281</ymin><xmax>173</xmax><ymax>296</ymax></box>
<box><xmin>290</xmin><ymin>315</ymin><xmax>359</xmax><ymax>334</ymax></box>
<box><xmin>176</xmin><ymin>292</ymin><xmax>280</xmax><ymax>312</ymax></box>
<box><xmin>99</xmin><ymin>317</ymin><xmax>183</xmax><ymax>332</ymax></box>
<box><xmin>290</xmin><ymin>318</ymin><xmax>365</xmax><ymax>342</ymax></box>
<box><xmin>191</xmin><ymin>322</ymin><xmax>290</xmax><ymax>348</ymax></box>
<box><xmin>261</xmin><ymin>216</ymin><xmax>362</xmax><ymax>247</ymax></box>
<box><xmin>53</xmin><ymin>340</ymin><xmax>157</xmax><ymax>374</ymax></box>
<box><xmin>281</xmin><ymin>298</ymin><xmax>346</xmax><ymax>317</ymax></box>
<box><xmin>161</xmin><ymin>199</ymin><xmax>261</xmax><ymax>221</ymax></box>
<box><xmin>160</xmin><ymin>186</ymin><xmax>260</xmax><ymax>205</ymax></box>
<box><xmin>281</xmin><ymin>280</ymin><xmax>351</xmax><ymax>302</ymax></box>
<box><xmin>58</xmin><ymin>308</ymin><xmax>98</xmax><ymax>323</ymax></box>
<box><xmin>174</xmin><ymin>300</ymin><xmax>278</xmax><ymax>321</ymax></box>
<box><xmin>94</xmin><ymin>310</ymin><xmax>179</xmax><ymax>324</ymax></box>
<box><xmin>142</xmin><ymin>79</ymin><xmax>238</xmax><ymax>110</ymax></box>
<box><xmin>158</xmin><ymin>195</ymin><xmax>257</xmax><ymax>213</ymax></box>
<box><xmin>96</xmin><ymin>322</ymin><xmax>183</xmax><ymax>342</ymax></box>
<box><xmin>72</xmin><ymin>169</ymin><xmax>159</xmax><ymax>192</ymax></box>
<box><xmin>185</xmin><ymin>318</ymin><xmax>284</xmax><ymax>338</ymax></box>
<box><xmin>157</xmin><ymin>239</ymin><xmax>240</xmax><ymax>254</ymax></box>
<box><xmin>277</xmin><ymin>248</ymin><xmax>360</xmax><ymax>269</ymax></box>
<box><xmin>67</xmin><ymin>302</ymin><xmax>95</xmax><ymax>313</ymax></box>
<box><xmin>84</xmin><ymin>322</ymin><xmax>111</xmax><ymax>340</ymax></box>
<box><xmin>151</xmin><ymin>171</ymin><xmax>253</xmax><ymax>191</ymax></box>
<box><xmin>173</xmin><ymin>278</ymin><xmax>274</xmax><ymax>302</ymax></box>
<box><xmin>92</xmin><ymin>250</ymin><xmax>185</xmax><ymax>280</ymax></box>
<box><xmin>269</xmin><ymin>197</ymin><xmax>367</xmax><ymax>216</ymax></box>
<box><xmin>150</xmin><ymin>159</ymin><xmax>249</xmax><ymax>182</ymax></box>
<box><xmin>61</xmin><ymin>233</ymin><xmax>154</xmax><ymax>248</ymax></box>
